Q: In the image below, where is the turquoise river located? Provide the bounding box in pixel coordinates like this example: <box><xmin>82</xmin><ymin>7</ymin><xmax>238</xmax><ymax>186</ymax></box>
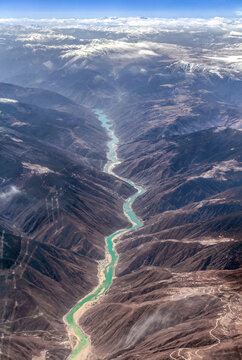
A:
<box><xmin>64</xmin><ymin>110</ymin><xmax>145</xmax><ymax>359</ymax></box>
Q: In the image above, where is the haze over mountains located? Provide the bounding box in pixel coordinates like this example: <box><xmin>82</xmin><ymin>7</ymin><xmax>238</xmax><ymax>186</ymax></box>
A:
<box><xmin>0</xmin><ymin>17</ymin><xmax>241</xmax><ymax>360</ymax></box>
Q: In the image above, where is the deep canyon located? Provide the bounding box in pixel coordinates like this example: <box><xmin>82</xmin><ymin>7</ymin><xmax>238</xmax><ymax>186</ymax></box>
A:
<box><xmin>0</xmin><ymin>17</ymin><xmax>241</xmax><ymax>360</ymax></box>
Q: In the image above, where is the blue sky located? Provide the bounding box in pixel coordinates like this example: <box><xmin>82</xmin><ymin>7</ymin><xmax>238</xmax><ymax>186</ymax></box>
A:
<box><xmin>0</xmin><ymin>0</ymin><xmax>241</xmax><ymax>18</ymax></box>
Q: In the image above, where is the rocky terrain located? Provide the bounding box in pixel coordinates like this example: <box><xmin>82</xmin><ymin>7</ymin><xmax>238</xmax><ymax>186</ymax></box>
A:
<box><xmin>0</xmin><ymin>84</ymin><xmax>134</xmax><ymax>359</ymax></box>
<box><xmin>0</xmin><ymin>17</ymin><xmax>241</xmax><ymax>360</ymax></box>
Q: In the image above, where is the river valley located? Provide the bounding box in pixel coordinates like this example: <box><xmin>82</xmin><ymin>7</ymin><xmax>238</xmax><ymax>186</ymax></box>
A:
<box><xmin>64</xmin><ymin>110</ymin><xmax>145</xmax><ymax>359</ymax></box>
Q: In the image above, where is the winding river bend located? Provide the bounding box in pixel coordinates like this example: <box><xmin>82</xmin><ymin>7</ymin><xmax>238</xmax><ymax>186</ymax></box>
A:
<box><xmin>64</xmin><ymin>110</ymin><xmax>145</xmax><ymax>359</ymax></box>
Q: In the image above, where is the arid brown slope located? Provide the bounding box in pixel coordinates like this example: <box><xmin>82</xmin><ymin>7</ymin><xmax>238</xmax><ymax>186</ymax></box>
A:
<box><xmin>80</xmin><ymin>267</ymin><xmax>242</xmax><ymax>359</ymax></box>
<box><xmin>78</xmin><ymin>67</ymin><xmax>242</xmax><ymax>360</ymax></box>
<box><xmin>0</xmin><ymin>22</ymin><xmax>241</xmax><ymax>360</ymax></box>
<box><xmin>78</xmin><ymin>127</ymin><xmax>242</xmax><ymax>360</ymax></box>
<box><xmin>0</xmin><ymin>86</ymin><xmax>134</xmax><ymax>360</ymax></box>
<box><xmin>0</xmin><ymin>232</ymin><xmax>97</xmax><ymax>359</ymax></box>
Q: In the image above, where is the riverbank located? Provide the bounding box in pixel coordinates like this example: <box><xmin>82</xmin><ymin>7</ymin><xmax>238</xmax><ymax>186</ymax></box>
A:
<box><xmin>64</xmin><ymin>110</ymin><xmax>145</xmax><ymax>360</ymax></box>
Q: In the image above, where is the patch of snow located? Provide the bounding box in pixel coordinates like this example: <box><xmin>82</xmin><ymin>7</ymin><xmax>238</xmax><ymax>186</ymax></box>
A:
<box><xmin>0</xmin><ymin>98</ymin><xmax>18</xmax><ymax>104</ymax></box>
<box><xmin>7</xmin><ymin>135</ymin><xmax>23</xmax><ymax>143</ymax></box>
<box><xmin>189</xmin><ymin>160</ymin><xmax>242</xmax><ymax>181</ymax></box>
<box><xmin>197</xmin><ymin>237</ymin><xmax>235</xmax><ymax>245</ymax></box>
<box><xmin>175</xmin><ymin>60</ymin><xmax>224</xmax><ymax>78</ymax></box>
<box><xmin>43</xmin><ymin>60</ymin><xmax>54</xmax><ymax>70</ymax></box>
<box><xmin>213</xmin><ymin>126</ymin><xmax>227</xmax><ymax>132</ymax></box>
<box><xmin>22</xmin><ymin>162</ymin><xmax>55</xmax><ymax>175</ymax></box>
<box><xmin>16</xmin><ymin>33</ymin><xmax>75</xmax><ymax>42</ymax></box>
<box><xmin>32</xmin><ymin>350</ymin><xmax>47</xmax><ymax>360</ymax></box>
<box><xmin>180</xmin><ymin>236</ymin><xmax>235</xmax><ymax>245</ymax></box>
<box><xmin>60</xmin><ymin>40</ymin><xmax>178</xmax><ymax>63</ymax></box>
<box><xmin>11</xmin><ymin>121</ymin><xmax>28</xmax><ymax>126</ymax></box>
<box><xmin>195</xmin><ymin>197</ymin><xmax>227</xmax><ymax>209</ymax></box>
<box><xmin>160</xmin><ymin>84</ymin><xmax>175</xmax><ymax>87</ymax></box>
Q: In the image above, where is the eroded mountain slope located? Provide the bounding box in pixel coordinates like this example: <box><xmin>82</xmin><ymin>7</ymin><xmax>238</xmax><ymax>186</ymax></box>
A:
<box><xmin>0</xmin><ymin>85</ymin><xmax>134</xmax><ymax>359</ymax></box>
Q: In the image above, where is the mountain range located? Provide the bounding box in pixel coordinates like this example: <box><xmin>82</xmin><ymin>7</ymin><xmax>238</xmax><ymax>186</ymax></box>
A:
<box><xmin>0</xmin><ymin>17</ymin><xmax>241</xmax><ymax>360</ymax></box>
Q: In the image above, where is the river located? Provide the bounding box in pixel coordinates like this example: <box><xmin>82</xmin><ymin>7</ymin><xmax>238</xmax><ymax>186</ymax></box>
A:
<box><xmin>64</xmin><ymin>110</ymin><xmax>145</xmax><ymax>359</ymax></box>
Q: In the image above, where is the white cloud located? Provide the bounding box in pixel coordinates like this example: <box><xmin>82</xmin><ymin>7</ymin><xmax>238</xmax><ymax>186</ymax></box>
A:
<box><xmin>228</xmin><ymin>30</ymin><xmax>242</xmax><ymax>38</ymax></box>
<box><xmin>0</xmin><ymin>17</ymin><xmax>241</xmax><ymax>32</ymax></box>
<box><xmin>207</xmin><ymin>55</ymin><xmax>242</xmax><ymax>63</ymax></box>
<box><xmin>124</xmin><ymin>310</ymin><xmax>171</xmax><ymax>347</ymax></box>
<box><xmin>0</xmin><ymin>186</ymin><xmax>20</xmax><ymax>200</ymax></box>
<box><xmin>0</xmin><ymin>17</ymin><xmax>241</xmax><ymax>79</ymax></box>
<box><xmin>138</xmin><ymin>49</ymin><xmax>157</xmax><ymax>56</ymax></box>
